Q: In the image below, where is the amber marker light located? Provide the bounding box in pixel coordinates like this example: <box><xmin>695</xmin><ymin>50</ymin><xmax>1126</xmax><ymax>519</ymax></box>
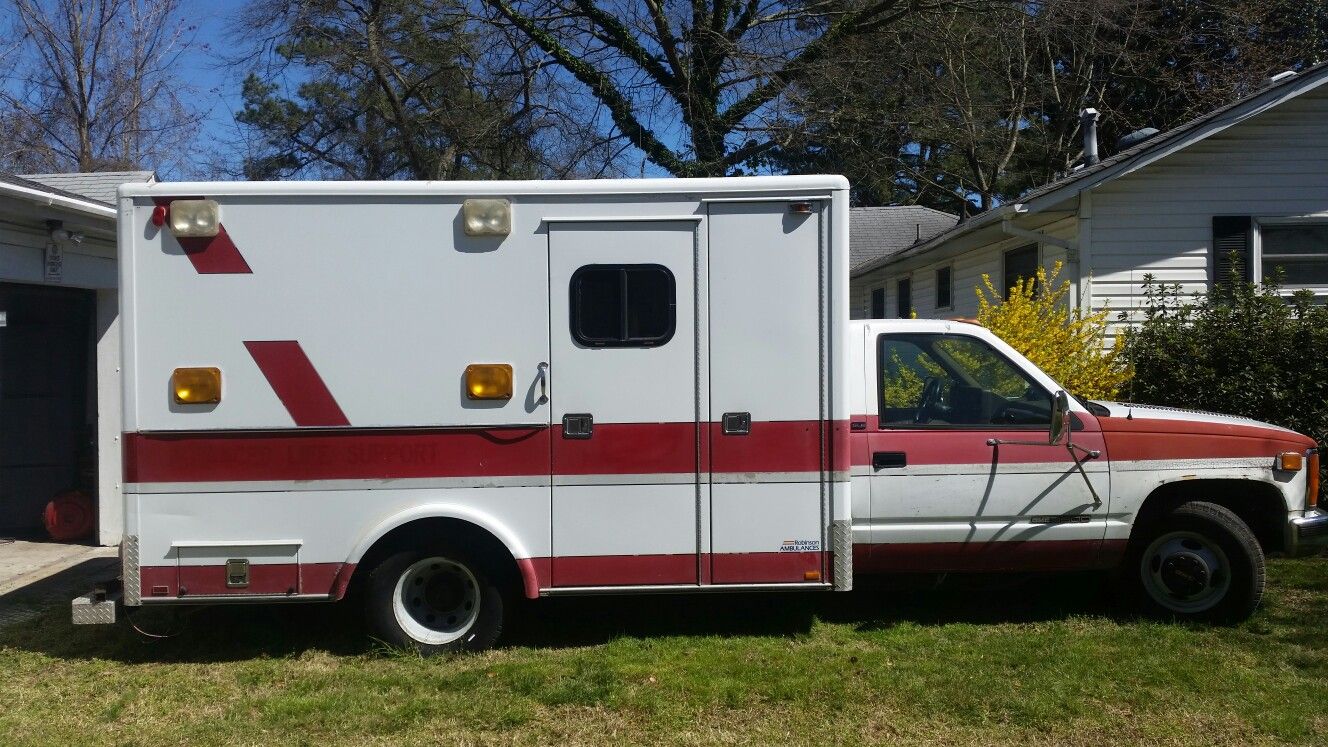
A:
<box><xmin>172</xmin><ymin>367</ymin><xmax>221</xmax><ymax>404</ymax></box>
<box><xmin>465</xmin><ymin>364</ymin><xmax>513</xmax><ymax>400</ymax></box>
<box><xmin>1279</xmin><ymin>451</ymin><xmax>1304</xmax><ymax>472</ymax></box>
<box><xmin>1307</xmin><ymin>450</ymin><xmax>1320</xmax><ymax>509</ymax></box>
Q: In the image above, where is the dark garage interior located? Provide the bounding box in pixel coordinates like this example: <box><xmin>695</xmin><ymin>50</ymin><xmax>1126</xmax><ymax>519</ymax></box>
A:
<box><xmin>0</xmin><ymin>281</ymin><xmax>95</xmax><ymax>538</ymax></box>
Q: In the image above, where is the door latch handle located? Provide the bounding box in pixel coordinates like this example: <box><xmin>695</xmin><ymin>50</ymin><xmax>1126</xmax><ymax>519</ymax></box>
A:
<box><xmin>872</xmin><ymin>451</ymin><xmax>906</xmax><ymax>469</ymax></box>
<box><xmin>536</xmin><ymin>362</ymin><xmax>549</xmax><ymax>405</ymax></box>
<box><xmin>562</xmin><ymin>413</ymin><xmax>592</xmax><ymax>439</ymax></box>
<box><xmin>721</xmin><ymin>412</ymin><xmax>751</xmax><ymax>435</ymax></box>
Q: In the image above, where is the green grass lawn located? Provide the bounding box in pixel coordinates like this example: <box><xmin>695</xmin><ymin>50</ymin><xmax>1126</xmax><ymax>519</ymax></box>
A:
<box><xmin>1</xmin><ymin>558</ymin><xmax>1325</xmax><ymax>746</ymax></box>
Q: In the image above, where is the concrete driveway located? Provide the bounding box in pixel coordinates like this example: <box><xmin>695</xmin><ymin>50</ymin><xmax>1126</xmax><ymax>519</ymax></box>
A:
<box><xmin>0</xmin><ymin>539</ymin><xmax>117</xmax><ymax>628</ymax></box>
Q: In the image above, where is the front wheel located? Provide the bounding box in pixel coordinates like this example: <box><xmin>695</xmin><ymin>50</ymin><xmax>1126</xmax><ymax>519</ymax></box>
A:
<box><xmin>366</xmin><ymin>548</ymin><xmax>505</xmax><ymax>654</ymax></box>
<box><xmin>1125</xmin><ymin>501</ymin><xmax>1265</xmax><ymax>624</ymax></box>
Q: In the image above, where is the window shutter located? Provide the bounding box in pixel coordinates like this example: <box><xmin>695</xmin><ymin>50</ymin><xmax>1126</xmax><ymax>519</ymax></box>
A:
<box><xmin>896</xmin><ymin>278</ymin><xmax>911</xmax><ymax>318</ymax></box>
<box><xmin>1212</xmin><ymin>216</ymin><xmax>1253</xmax><ymax>286</ymax></box>
<box><xmin>870</xmin><ymin>287</ymin><xmax>886</xmax><ymax>318</ymax></box>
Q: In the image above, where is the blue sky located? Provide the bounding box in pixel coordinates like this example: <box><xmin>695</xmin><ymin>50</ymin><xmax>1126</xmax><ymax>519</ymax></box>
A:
<box><xmin>173</xmin><ymin>0</ymin><xmax>684</xmax><ymax>180</ymax></box>
<box><xmin>174</xmin><ymin>0</ymin><xmax>260</xmax><ymax>178</ymax></box>
<box><xmin>3</xmin><ymin>0</ymin><xmax>688</xmax><ymax>180</ymax></box>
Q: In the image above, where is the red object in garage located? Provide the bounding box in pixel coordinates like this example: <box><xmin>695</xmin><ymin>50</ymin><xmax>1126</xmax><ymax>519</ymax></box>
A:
<box><xmin>44</xmin><ymin>490</ymin><xmax>95</xmax><ymax>541</ymax></box>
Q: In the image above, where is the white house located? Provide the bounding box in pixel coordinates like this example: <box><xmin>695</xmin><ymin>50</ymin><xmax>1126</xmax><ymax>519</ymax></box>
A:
<box><xmin>0</xmin><ymin>170</ymin><xmax>150</xmax><ymax>546</ymax></box>
<box><xmin>849</xmin><ymin>205</ymin><xmax>957</xmax><ymax>319</ymax></box>
<box><xmin>851</xmin><ymin>62</ymin><xmax>1328</xmax><ymax>332</ymax></box>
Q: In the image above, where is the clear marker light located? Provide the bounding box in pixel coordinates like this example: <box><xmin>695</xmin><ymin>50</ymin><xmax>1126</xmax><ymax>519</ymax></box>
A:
<box><xmin>168</xmin><ymin>199</ymin><xmax>221</xmax><ymax>238</ymax></box>
<box><xmin>462</xmin><ymin>199</ymin><xmax>511</xmax><ymax>236</ymax></box>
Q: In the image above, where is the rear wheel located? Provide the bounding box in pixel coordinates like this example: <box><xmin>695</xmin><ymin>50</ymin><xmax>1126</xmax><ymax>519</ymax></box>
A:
<box><xmin>366</xmin><ymin>548</ymin><xmax>505</xmax><ymax>654</ymax></box>
<box><xmin>1126</xmin><ymin>501</ymin><xmax>1264</xmax><ymax>624</ymax></box>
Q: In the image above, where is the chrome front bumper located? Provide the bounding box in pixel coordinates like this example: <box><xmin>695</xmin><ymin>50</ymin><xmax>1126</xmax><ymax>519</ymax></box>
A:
<box><xmin>1286</xmin><ymin>508</ymin><xmax>1328</xmax><ymax>557</ymax></box>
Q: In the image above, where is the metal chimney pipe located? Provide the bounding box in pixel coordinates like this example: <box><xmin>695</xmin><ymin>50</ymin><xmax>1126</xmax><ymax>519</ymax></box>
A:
<box><xmin>1081</xmin><ymin>108</ymin><xmax>1100</xmax><ymax>166</ymax></box>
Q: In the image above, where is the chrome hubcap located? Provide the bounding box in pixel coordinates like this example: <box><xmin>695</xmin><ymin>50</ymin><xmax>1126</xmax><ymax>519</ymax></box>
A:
<box><xmin>1141</xmin><ymin>531</ymin><xmax>1230</xmax><ymax>613</ymax></box>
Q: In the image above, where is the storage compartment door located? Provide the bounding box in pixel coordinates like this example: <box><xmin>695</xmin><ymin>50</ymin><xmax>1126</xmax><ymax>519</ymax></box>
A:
<box><xmin>174</xmin><ymin>541</ymin><xmax>301</xmax><ymax>596</ymax></box>
<box><xmin>707</xmin><ymin>201</ymin><xmax>827</xmax><ymax>584</ymax></box>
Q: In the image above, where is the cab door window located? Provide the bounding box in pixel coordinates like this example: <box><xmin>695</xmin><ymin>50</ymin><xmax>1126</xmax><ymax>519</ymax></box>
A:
<box><xmin>878</xmin><ymin>333</ymin><xmax>1051</xmax><ymax>427</ymax></box>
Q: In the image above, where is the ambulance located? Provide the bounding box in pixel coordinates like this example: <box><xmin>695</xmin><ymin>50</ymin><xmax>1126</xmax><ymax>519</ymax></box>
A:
<box><xmin>72</xmin><ymin>176</ymin><xmax>1326</xmax><ymax>653</ymax></box>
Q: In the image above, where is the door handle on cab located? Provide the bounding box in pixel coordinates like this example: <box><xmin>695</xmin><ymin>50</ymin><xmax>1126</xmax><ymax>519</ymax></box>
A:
<box><xmin>872</xmin><ymin>451</ymin><xmax>906</xmax><ymax>469</ymax></box>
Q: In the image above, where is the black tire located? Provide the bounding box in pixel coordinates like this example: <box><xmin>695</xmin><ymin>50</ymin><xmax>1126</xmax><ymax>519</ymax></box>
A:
<box><xmin>365</xmin><ymin>546</ymin><xmax>506</xmax><ymax>655</ymax></box>
<box><xmin>1124</xmin><ymin>500</ymin><xmax>1265</xmax><ymax>624</ymax></box>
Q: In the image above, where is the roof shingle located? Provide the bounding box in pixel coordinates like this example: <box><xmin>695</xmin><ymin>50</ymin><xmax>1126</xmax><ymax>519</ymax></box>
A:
<box><xmin>850</xmin><ymin>205</ymin><xmax>958</xmax><ymax>271</ymax></box>
<box><xmin>21</xmin><ymin>170</ymin><xmax>156</xmax><ymax>206</ymax></box>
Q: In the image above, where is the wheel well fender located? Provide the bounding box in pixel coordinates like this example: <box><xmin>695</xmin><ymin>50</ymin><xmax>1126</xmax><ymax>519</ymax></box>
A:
<box><xmin>344</xmin><ymin>505</ymin><xmax>540</xmax><ymax>599</ymax></box>
<box><xmin>1131</xmin><ymin>479</ymin><xmax>1287</xmax><ymax>553</ymax></box>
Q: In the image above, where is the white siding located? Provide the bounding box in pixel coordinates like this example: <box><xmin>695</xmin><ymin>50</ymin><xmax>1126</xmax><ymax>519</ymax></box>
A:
<box><xmin>855</xmin><ymin>85</ymin><xmax>1328</xmax><ymax>341</ymax></box>
<box><xmin>853</xmin><ymin>217</ymin><xmax>1077</xmax><ymax>321</ymax></box>
<box><xmin>1089</xmin><ymin>86</ymin><xmax>1328</xmax><ymax>328</ymax></box>
<box><xmin>0</xmin><ymin>216</ymin><xmax>116</xmax><ymax>288</ymax></box>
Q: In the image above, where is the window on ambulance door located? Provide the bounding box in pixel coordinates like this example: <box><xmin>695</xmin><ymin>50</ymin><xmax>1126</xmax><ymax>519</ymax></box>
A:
<box><xmin>570</xmin><ymin>264</ymin><xmax>676</xmax><ymax>347</ymax></box>
<box><xmin>878</xmin><ymin>333</ymin><xmax>1052</xmax><ymax>427</ymax></box>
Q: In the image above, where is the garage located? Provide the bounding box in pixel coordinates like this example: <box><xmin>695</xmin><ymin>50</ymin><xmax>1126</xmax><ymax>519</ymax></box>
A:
<box><xmin>0</xmin><ymin>171</ymin><xmax>129</xmax><ymax>545</ymax></box>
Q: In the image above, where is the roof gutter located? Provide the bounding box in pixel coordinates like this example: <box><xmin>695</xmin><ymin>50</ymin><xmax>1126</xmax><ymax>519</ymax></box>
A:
<box><xmin>0</xmin><ymin>180</ymin><xmax>118</xmax><ymax>220</ymax></box>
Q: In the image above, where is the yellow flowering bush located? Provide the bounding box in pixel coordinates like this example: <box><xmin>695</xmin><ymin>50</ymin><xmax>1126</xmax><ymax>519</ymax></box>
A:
<box><xmin>976</xmin><ymin>261</ymin><xmax>1130</xmax><ymax>400</ymax></box>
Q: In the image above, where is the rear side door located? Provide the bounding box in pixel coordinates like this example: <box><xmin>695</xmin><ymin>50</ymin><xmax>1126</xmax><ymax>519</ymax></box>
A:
<box><xmin>865</xmin><ymin>330</ymin><xmax>1109</xmax><ymax>571</ymax></box>
<box><xmin>548</xmin><ymin>221</ymin><xmax>700</xmax><ymax>587</ymax></box>
<box><xmin>707</xmin><ymin>201</ymin><xmax>829</xmax><ymax>584</ymax></box>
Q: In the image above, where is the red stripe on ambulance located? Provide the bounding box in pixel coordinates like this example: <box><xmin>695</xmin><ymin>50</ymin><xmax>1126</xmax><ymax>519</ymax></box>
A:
<box><xmin>141</xmin><ymin>562</ymin><xmax>351</xmax><ymax>598</ymax></box>
<box><xmin>123</xmin><ymin>427</ymin><xmax>550</xmax><ymax>483</ymax></box>
<box><xmin>176</xmin><ymin>225</ymin><xmax>252</xmax><ymax>274</ymax></box>
<box><xmin>140</xmin><ymin>552</ymin><xmax>823</xmax><ymax>599</ymax></box>
<box><xmin>122</xmin><ymin>420</ymin><xmax>844</xmax><ymax>484</ymax></box>
<box><xmin>848</xmin><ymin>413</ymin><xmax>1305</xmax><ymax>466</ymax></box>
<box><xmin>244</xmin><ymin>341</ymin><xmax>351</xmax><ymax>427</ymax></box>
<box><xmin>1098</xmin><ymin>417</ymin><xmax>1312</xmax><ymax>461</ymax></box>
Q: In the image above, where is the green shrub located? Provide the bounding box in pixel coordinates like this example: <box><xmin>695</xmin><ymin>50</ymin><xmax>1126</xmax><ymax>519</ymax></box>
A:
<box><xmin>1120</xmin><ymin>274</ymin><xmax>1328</xmax><ymax>498</ymax></box>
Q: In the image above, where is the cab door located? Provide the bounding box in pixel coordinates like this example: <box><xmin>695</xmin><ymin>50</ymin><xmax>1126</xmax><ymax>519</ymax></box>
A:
<box><xmin>548</xmin><ymin>221</ymin><xmax>700</xmax><ymax>587</ymax></box>
<box><xmin>865</xmin><ymin>329</ymin><xmax>1110</xmax><ymax>571</ymax></box>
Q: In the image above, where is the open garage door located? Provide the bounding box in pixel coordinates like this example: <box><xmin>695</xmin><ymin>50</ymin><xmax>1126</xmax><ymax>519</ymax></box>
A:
<box><xmin>0</xmin><ymin>283</ymin><xmax>94</xmax><ymax>536</ymax></box>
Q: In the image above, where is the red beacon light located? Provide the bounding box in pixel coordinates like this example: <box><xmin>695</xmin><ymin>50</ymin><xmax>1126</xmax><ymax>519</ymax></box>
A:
<box><xmin>151</xmin><ymin>204</ymin><xmax>168</xmax><ymax>227</ymax></box>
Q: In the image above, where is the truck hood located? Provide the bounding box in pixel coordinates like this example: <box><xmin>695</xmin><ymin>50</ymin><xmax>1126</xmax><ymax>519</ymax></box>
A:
<box><xmin>1089</xmin><ymin>401</ymin><xmax>1316</xmax><ymax>449</ymax></box>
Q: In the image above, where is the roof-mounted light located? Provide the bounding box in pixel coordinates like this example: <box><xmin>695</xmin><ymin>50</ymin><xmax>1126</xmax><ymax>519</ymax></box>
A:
<box><xmin>168</xmin><ymin>199</ymin><xmax>220</xmax><ymax>238</ymax></box>
<box><xmin>462</xmin><ymin>199</ymin><xmax>511</xmax><ymax>237</ymax></box>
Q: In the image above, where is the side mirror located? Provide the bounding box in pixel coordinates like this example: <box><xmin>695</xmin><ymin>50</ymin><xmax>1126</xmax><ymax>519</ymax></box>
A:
<box><xmin>1049</xmin><ymin>390</ymin><xmax>1071</xmax><ymax>445</ymax></box>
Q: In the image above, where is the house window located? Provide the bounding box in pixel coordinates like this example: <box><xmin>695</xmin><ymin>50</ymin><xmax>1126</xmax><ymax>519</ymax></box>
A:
<box><xmin>896</xmin><ymin>277</ymin><xmax>912</xmax><ymax>318</ymax></box>
<box><xmin>935</xmin><ymin>266</ymin><xmax>953</xmax><ymax>309</ymax></box>
<box><xmin>1003</xmin><ymin>244</ymin><xmax>1039</xmax><ymax>299</ymax></box>
<box><xmin>871</xmin><ymin>287</ymin><xmax>886</xmax><ymax>318</ymax></box>
<box><xmin>570</xmin><ymin>264</ymin><xmax>675</xmax><ymax>347</ymax></box>
<box><xmin>1259</xmin><ymin>223</ymin><xmax>1328</xmax><ymax>288</ymax></box>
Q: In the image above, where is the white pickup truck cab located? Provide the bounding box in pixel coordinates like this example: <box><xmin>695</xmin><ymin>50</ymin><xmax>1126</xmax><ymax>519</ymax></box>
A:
<box><xmin>849</xmin><ymin>319</ymin><xmax>1326</xmax><ymax>623</ymax></box>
